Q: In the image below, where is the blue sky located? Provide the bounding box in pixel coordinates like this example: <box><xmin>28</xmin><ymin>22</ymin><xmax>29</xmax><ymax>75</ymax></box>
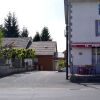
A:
<box><xmin>0</xmin><ymin>0</ymin><xmax>66</xmax><ymax>52</ymax></box>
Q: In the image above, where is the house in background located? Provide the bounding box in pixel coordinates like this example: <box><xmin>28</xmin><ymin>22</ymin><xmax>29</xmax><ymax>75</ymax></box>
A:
<box><xmin>0</xmin><ymin>38</ymin><xmax>58</xmax><ymax>71</ymax></box>
<box><xmin>65</xmin><ymin>0</ymin><xmax>100</xmax><ymax>74</ymax></box>
<box><xmin>0</xmin><ymin>37</ymin><xmax>33</xmax><ymax>67</ymax></box>
<box><xmin>0</xmin><ymin>37</ymin><xmax>34</xmax><ymax>76</ymax></box>
<box><xmin>30</xmin><ymin>41</ymin><xmax>58</xmax><ymax>71</ymax></box>
<box><xmin>2</xmin><ymin>37</ymin><xmax>32</xmax><ymax>49</ymax></box>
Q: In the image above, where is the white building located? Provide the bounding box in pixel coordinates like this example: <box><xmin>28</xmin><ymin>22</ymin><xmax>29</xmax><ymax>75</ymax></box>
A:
<box><xmin>64</xmin><ymin>0</ymin><xmax>100</xmax><ymax>73</ymax></box>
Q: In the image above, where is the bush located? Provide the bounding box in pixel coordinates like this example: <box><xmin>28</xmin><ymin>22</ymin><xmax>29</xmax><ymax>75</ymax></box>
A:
<box><xmin>0</xmin><ymin>48</ymin><xmax>35</xmax><ymax>59</ymax></box>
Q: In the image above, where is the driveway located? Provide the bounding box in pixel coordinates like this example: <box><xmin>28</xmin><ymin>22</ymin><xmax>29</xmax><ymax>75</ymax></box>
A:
<box><xmin>0</xmin><ymin>71</ymin><xmax>76</xmax><ymax>88</ymax></box>
<box><xmin>0</xmin><ymin>71</ymin><xmax>100</xmax><ymax>100</ymax></box>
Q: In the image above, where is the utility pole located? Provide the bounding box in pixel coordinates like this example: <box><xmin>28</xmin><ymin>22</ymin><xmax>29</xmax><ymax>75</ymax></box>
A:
<box><xmin>64</xmin><ymin>0</ymin><xmax>72</xmax><ymax>79</ymax></box>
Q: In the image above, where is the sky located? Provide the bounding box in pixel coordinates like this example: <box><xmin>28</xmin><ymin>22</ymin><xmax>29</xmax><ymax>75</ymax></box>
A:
<box><xmin>0</xmin><ymin>0</ymin><xmax>66</xmax><ymax>52</ymax></box>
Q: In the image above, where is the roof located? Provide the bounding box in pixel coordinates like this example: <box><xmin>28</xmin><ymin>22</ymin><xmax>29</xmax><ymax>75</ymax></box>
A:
<box><xmin>2</xmin><ymin>37</ymin><xmax>32</xmax><ymax>49</ymax></box>
<box><xmin>29</xmin><ymin>41</ymin><xmax>57</xmax><ymax>55</ymax></box>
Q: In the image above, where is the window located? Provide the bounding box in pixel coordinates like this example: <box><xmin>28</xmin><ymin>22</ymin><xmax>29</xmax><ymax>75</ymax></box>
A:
<box><xmin>99</xmin><ymin>4</ymin><xmax>100</xmax><ymax>15</ymax></box>
<box><xmin>92</xmin><ymin>47</ymin><xmax>100</xmax><ymax>65</ymax></box>
<box><xmin>95</xmin><ymin>20</ymin><xmax>100</xmax><ymax>36</ymax></box>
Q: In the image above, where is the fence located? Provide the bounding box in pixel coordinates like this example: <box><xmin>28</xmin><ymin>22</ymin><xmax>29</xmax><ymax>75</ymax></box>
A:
<box><xmin>0</xmin><ymin>64</ymin><xmax>34</xmax><ymax>77</ymax></box>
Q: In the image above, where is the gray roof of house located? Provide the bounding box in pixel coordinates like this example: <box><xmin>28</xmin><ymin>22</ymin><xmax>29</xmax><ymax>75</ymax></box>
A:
<box><xmin>2</xmin><ymin>37</ymin><xmax>32</xmax><ymax>49</ymax></box>
<box><xmin>29</xmin><ymin>41</ymin><xmax>57</xmax><ymax>55</ymax></box>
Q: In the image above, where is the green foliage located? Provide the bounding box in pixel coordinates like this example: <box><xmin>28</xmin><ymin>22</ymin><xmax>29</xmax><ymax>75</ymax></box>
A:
<box><xmin>4</xmin><ymin>12</ymin><xmax>19</xmax><ymax>37</ymax></box>
<box><xmin>0</xmin><ymin>28</ymin><xmax>3</xmax><ymax>46</ymax></box>
<box><xmin>0</xmin><ymin>25</ymin><xmax>5</xmax><ymax>35</ymax></box>
<box><xmin>33</xmin><ymin>32</ymin><xmax>41</xmax><ymax>41</ymax></box>
<box><xmin>0</xmin><ymin>48</ymin><xmax>35</xmax><ymax>59</ymax></box>
<box><xmin>58</xmin><ymin>60</ymin><xmax>65</xmax><ymax>68</ymax></box>
<box><xmin>1</xmin><ymin>48</ymin><xmax>12</xmax><ymax>59</ymax></box>
<box><xmin>25</xmin><ymin>49</ymin><xmax>35</xmax><ymax>58</ymax></box>
<box><xmin>41</xmin><ymin>27</ymin><xmax>52</xmax><ymax>41</ymax></box>
<box><xmin>21</xmin><ymin>27</ymin><xmax>28</xmax><ymax>37</ymax></box>
<box><xmin>33</xmin><ymin>27</ymin><xmax>52</xmax><ymax>42</ymax></box>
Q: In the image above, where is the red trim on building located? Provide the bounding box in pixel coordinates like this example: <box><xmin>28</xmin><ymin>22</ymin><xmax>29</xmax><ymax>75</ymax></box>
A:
<box><xmin>72</xmin><ymin>42</ymin><xmax>100</xmax><ymax>48</ymax></box>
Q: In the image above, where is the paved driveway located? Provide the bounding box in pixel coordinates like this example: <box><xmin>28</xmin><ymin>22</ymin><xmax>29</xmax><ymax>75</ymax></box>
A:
<box><xmin>0</xmin><ymin>71</ymin><xmax>100</xmax><ymax>100</ymax></box>
<box><xmin>0</xmin><ymin>71</ymin><xmax>70</xmax><ymax>88</ymax></box>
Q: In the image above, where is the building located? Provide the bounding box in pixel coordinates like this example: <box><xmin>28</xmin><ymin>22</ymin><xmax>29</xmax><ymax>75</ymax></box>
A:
<box><xmin>2</xmin><ymin>37</ymin><xmax>32</xmax><ymax>49</ymax></box>
<box><xmin>1</xmin><ymin>38</ymin><xmax>58</xmax><ymax>71</ymax></box>
<box><xmin>0</xmin><ymin>37</ymin><xmax>34</xmax><ymax>76</ymax></box>
<box><xmin>64</xmin><ymin>0</ymin><xmax>100</xmax><ymax>74</ymax></box>
<box><xmin>29</xmin><ymin>41</ymin><xmax>58</xmax><ymax>71</ymax></box>
<box><xmin>0</xmin><ymin>37</ymin><xmax>33</xmax><ymax>67</ymax></box>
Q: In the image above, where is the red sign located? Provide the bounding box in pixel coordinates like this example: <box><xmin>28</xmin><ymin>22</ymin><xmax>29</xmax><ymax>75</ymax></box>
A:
<box><xmin>72</xmin><ymin>43</ymin><xmax>100</xmax><ymax>48</ymax></box>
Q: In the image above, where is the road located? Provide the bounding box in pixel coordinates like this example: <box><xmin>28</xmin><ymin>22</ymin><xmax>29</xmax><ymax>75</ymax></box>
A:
<box><xmin>0</xmin><ymin>71</ymin><xmax>100</xmax><ymax>100</ymax></box>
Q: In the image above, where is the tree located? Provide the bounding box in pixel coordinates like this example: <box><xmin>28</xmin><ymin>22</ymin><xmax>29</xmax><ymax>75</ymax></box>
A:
<box><xmin>4</xmin><ymin>12</ymin><xmax>19</xmax><ymax>37</ymax></box>
<box><xmin>33</xmin><ymin>32</ymin><xmax>41</xmax><ymax>41</ymax></box>
<box><xmin>4</xmin><ymin>13</ymin><xmax>12</xmax><ymax>37</ymax></box>
<box><xmin>21</xmin><ymin>27</ymin><xmax>28</xmax><ymax>37</ymax></box>
<box><xmin>0</xmin><ymin>25</ymin><xmax>5</xmax><ymax>35</ymax></box>
<box><xmin>0</xmin><ymin>48</ymin><xmax>35</xmax><ymax>59</ymax></box>
<box><xmin>0</xmin><ymin>28</ymin><xmax>3</xmax><ymax>46</ymax></box>
<box><xmin>41</xmin><ymin>27</ymin><xmax>52</xmax><ymax>41</ymax></box>
<box><xmin>0</xmin><ymin>25</ymin><xmax>4</xmax><ymax>46</ymax></box>
<box><xmin>11</xmin><ymin>13</ymin><xmax>19</xmax><ymax>37</ymax></box>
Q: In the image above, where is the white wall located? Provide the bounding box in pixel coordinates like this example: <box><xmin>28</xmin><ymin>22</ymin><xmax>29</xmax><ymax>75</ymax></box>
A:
<box><xmin>69</xmin><ymin>1</ymin><xmax>100</xmax><ymax>65</ymax></box>
<box><xmin>71</xmin><ymin>1</ymin><xmax>100</xmax><ymax>42</ymax></box>
<box><xmin>72</xmin><ymin>48</ymin><xmax>92</xmax><ymax>65</ymax></box>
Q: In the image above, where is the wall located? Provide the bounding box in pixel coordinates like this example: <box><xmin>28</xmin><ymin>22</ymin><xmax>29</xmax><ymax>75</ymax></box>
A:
<box><xmin>69</xmin><ymin>1</ymin><xmax>100</xmax><ymax>66</ymax></box>
<box><xmin>0</xmin><ymin>65</ymin><xmax>34</xmax><ymax>77</ymax></box>
<box><xmin>70</xmin><ymin>65</ymin><xmax>100</xmax><ymax>75</ymax></box>
<box><xmin>71</xmin><ymin>1</ymin><xmax>100</xmax><ymax>42</ymax></box>
<box><xmin>37</xmin><ymin>55</ymin><xmax>54</xmax><ymax>71</ymax></box>
<box><xmin>72</xmin><ymin>48</ymin><xmax>92</xmax><ymax>65</ymax></box>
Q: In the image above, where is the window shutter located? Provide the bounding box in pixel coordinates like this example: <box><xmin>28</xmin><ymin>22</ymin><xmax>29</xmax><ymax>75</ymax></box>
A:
<box><xmin>95</xmin><ymin>20</ymin><xmax>98</xmax><ymax>36</ymax></box>
<box><xmin>99</xmin><ymin>4</ymin><xmax>100</xmax><ymax>15</ymax></box>
<box><xmin>95</xmin><ymin>20</ymin><xmax>100</xmax><ymax>36</ymax></box>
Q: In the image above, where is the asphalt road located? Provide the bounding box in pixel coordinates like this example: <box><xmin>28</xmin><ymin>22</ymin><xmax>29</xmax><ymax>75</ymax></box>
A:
<box><xmin>0</xmin><ymin>71</ymin><xmax>100</xmax><ymax>100</ymax></box>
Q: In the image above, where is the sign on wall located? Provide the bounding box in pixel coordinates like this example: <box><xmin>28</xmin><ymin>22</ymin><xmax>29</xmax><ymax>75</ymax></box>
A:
<box><xmin>72</xmin><ymin>43</ymin><xmax>100</xmax><ymax>48</ymax></box>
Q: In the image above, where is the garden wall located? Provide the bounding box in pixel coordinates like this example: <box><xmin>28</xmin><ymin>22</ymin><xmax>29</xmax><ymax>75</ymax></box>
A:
<box><xmin>0</xmin><ymin>65</ymin><xmax>34</xmax><ymax>77</ymax></box>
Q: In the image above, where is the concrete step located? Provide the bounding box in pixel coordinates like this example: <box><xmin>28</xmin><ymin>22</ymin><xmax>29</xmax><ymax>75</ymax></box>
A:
<box><xmin>70</xmin><ymin>75</ymin><xmax>100</xmax><ymax>83</ymax></box>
